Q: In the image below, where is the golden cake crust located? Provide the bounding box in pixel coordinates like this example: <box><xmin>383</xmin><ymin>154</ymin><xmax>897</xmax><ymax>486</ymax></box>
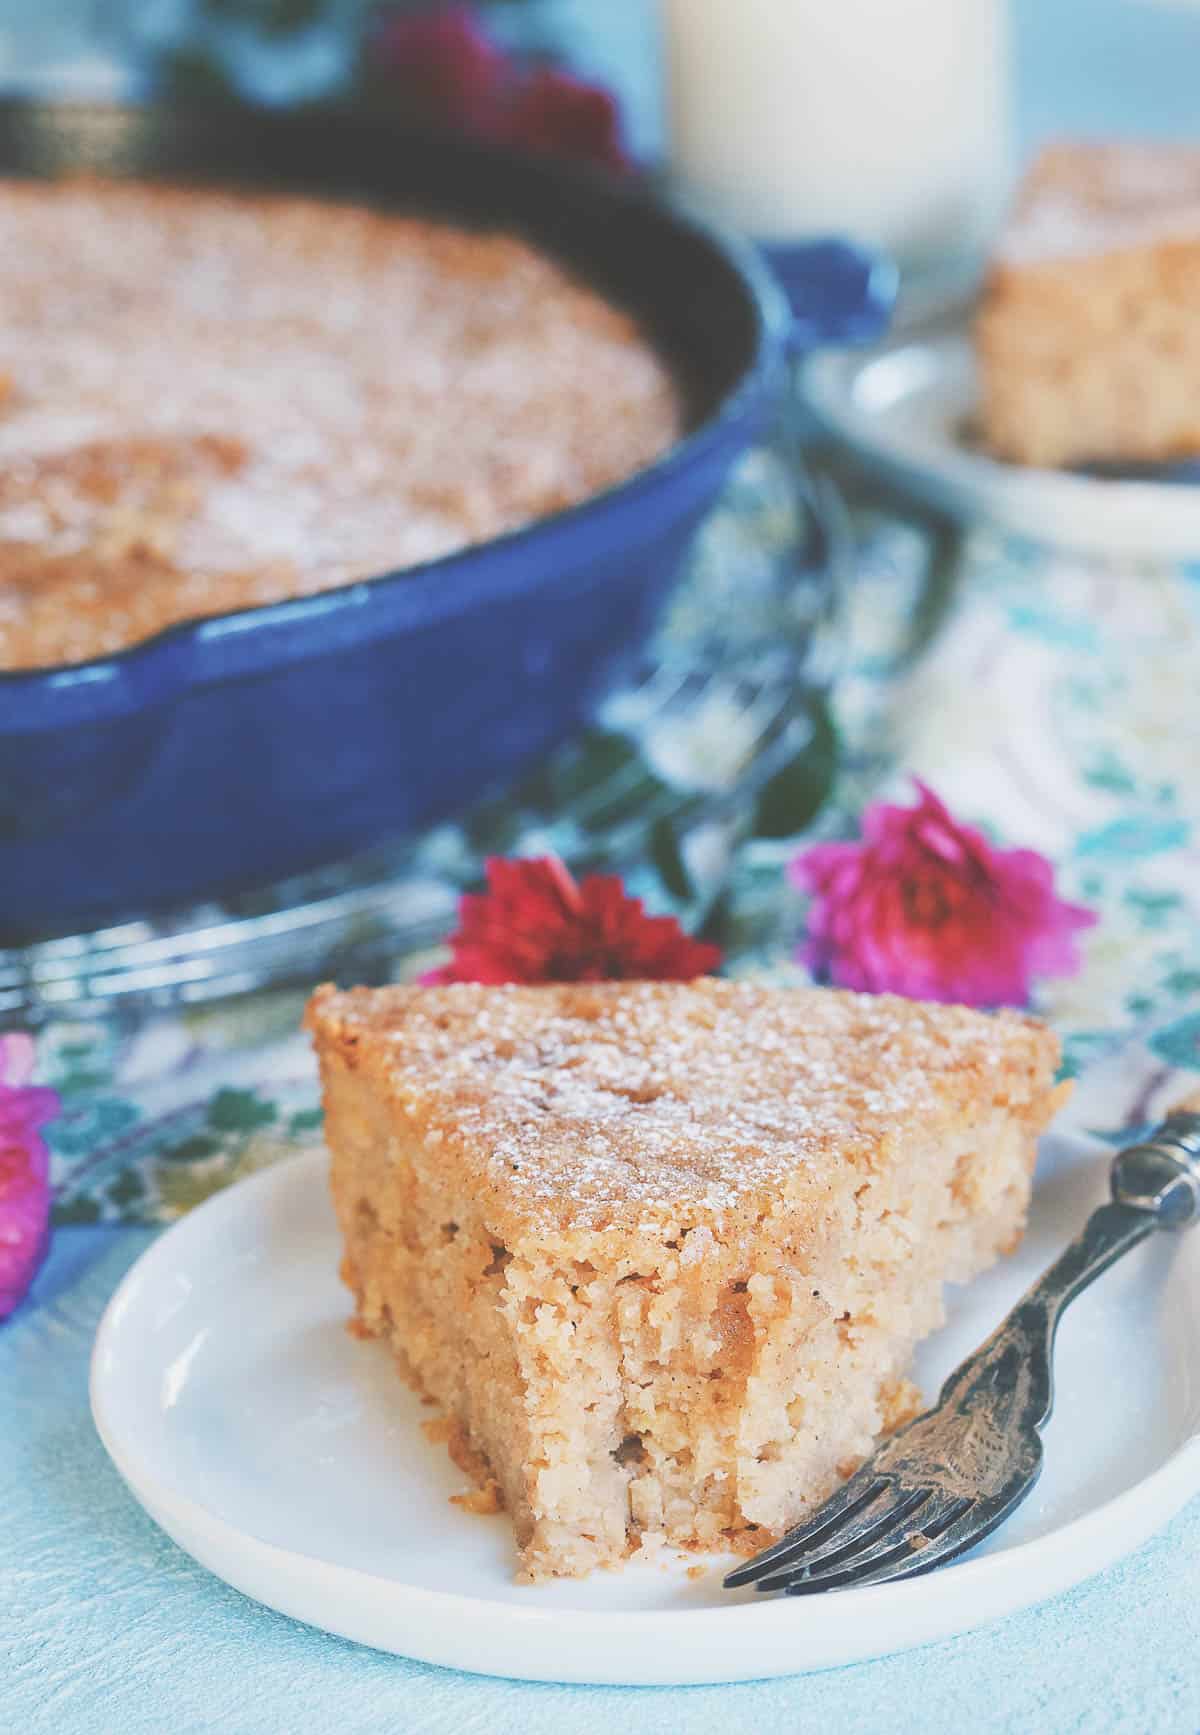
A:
<box><xmin>306</xmin><ymin>980</ymin><xmax>1061</xmax><ymax>1241</ymax></box>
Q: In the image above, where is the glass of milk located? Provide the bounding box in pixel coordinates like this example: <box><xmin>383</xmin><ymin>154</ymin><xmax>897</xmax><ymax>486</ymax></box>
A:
<box><xmin>661</xmin><ymin>0</ymin><xmax>1012</xmax><ymax>270</ymax></box>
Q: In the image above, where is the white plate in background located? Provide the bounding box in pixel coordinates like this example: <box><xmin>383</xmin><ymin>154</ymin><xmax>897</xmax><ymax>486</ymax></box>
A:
<box><xmin>804</xmin><ymin>314</ymin><xmax>1200</xmax><ymax>559</ymax></box>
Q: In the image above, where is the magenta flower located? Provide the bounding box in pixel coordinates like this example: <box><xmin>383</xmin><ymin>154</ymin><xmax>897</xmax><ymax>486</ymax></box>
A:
<box><xmin>0</xmin><ymin>1033</ymin><xmax>60</xmax><ymax>1321</ymax></box>
<box><xmin>790</xmin><ymin>780</ymin><xmax>1096</xmax><ymax>1007</ymax></box>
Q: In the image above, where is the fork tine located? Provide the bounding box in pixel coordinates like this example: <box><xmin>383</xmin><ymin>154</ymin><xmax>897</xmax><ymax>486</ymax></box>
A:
<box><xmin>783</xmin><ymin>1496</ymin><xmax>981</xmax><ymax>1595</ymax></box>
<box><xmin>824</xmin><ymin>1481</ymin><xmax>1039</xmax><ymax>1594</ymax></box>
<box><xmin>723</xmin><ymin>1474</ymin><xmax>888</xmax><ymax>1589</ymax></box>
<box><xmin>808</xmin><ymin>1467</ymin><xmax>1040</xmax><ymax>1595</ymax></box>
<box><xmin>750</xmin><ymin>1486</ymin><xmax>934</xmax><ymax>1594</ymax></box>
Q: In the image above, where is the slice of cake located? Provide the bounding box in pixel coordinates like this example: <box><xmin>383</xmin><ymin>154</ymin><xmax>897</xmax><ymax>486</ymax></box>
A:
<box><xmin>976</xmin><ymin>141</ymin><xmax>1200</xmax><ymax>468</ymax></box>
<box><xmin>306</xmin><ymin>980</ymin><xmax>1065</xmax><ymax>1581</ymax></box>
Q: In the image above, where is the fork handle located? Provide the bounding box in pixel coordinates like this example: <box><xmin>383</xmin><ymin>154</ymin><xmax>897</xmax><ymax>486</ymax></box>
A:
<box><xmin>938</xmin><ymin>1109</ymin><xmax>1200</xmax><ymax>1435</ymax></box>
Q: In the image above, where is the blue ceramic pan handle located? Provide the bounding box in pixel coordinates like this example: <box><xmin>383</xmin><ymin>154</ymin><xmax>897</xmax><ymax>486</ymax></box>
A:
<box><xmin>762</xmin><ymin>238</ymin><xmax>898</xmax><ymax>354</ymax></box>
<box><xmin>758</xmin><ymin>238</ymin><xmax>896</xmax><ymax>720</ymax></box>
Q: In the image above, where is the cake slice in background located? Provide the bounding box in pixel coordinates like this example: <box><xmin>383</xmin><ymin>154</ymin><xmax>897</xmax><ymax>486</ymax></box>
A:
<box><xmin>307</xmin><ymin>980</ymin><xmax>1066</xmax><ymax>1582</ymax></box>
<box><xmin>976</xmin><ymin>141</ymin><xmax>1200</xmax><ymax>468</ymax></box>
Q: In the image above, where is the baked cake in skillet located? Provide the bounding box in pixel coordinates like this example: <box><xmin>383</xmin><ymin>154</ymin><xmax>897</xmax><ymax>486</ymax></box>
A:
<box><xmin>0</xmin><ymin>180</ymin><xmax>680</xmax><ymax>670</ymax></box>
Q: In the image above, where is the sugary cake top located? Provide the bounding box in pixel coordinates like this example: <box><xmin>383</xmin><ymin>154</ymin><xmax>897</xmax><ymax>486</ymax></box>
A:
<box><xmin>0</xmin><ymin>178</ymin><xmax>679</xmax><ymax>670</ymax></box>
<box><xmin>998</xmin><ymin>141</ymin><xmax>1200</xmax><ymax>267</ymax></box>
<box><xmin>307</xmin><ymin>981</ymin><xmax>1059</xmax><ymax>1241</ymax></box>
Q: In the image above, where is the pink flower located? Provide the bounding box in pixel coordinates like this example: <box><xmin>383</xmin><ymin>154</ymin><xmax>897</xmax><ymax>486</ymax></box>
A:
<box><xmin>424</xmin><ymin>855</ymin><xmax>721</xmax><ymax>984</ymax></box>
<box><xmin>500</xmin><ymin>67</ymin><xmax>632</xmax><ymax>175</ymax></box>
<box><xmin>790</xmin><ymin>780</ymin><xmax>1096</xmax><ymax>1007</ymax></box>
<box><xmin>0</xmin><ymin>1033</ymin><xmax>60</xmax><ymax>1321</ymax></box>
<box><xmin>372</xmin><ymin>6</ymin><xmax>508</xmax><ymax>134</ymax></box>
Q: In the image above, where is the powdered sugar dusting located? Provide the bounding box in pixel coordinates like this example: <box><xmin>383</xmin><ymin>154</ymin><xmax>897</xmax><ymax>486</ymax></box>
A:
<box><xmin>309</xmin><ymin>981</ymin><xmax>1054</xmax><ymax>1234</ymax></box>
<box><xmin>0</xmin><ymin>179</ymin><xmax>680</xmax><ymax>670</ymax></box>
<box><xmin>999</xmin><ymin>142</ymin><xmax>1200</xmax><ymax>266</ymax></box>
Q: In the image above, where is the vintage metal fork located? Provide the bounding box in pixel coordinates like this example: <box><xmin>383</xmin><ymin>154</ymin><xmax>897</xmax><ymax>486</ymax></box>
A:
<box><xmin>726</xmin><ymin>1095</ymin><xmax>1200</xmax><ymax>1596</ymax></box>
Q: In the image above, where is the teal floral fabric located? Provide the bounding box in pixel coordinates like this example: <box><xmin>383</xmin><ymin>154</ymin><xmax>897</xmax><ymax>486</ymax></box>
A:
<box><xmin>39</xmin><ymin>499</ymin><xmax>1200</xmax><ymax>1223</ymax></box>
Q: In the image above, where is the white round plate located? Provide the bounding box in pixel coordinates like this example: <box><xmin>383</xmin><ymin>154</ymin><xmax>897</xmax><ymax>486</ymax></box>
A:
<box><xmin>803</xmin><ymin>312</ymin><xmax>1200</xmax><ymax>559</ymax></box>
<box><xmin>90</xmin><ymin>1138</ymin><xmax>1200</xmax><ymax>1686</ymax></box>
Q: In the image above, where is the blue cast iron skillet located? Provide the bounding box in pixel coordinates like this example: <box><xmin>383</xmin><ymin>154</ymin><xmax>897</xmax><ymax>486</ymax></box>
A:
<box><xmin>0</xmin><ymin>102</ymin><xmax>892</xmax><ymax>940</ymax></box>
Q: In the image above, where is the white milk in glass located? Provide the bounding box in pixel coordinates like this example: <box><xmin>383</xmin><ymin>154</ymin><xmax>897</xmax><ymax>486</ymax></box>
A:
<box><xmin>662</xmin><ymin>0</ymin><xmax>1012</xmax><ymax>265</ymax></box>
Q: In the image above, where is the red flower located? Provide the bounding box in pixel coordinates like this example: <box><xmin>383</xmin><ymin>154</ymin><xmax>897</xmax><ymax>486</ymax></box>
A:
<box><xmin>500</xmin><ymin>67</ymin><xmax>632</xmax><ymax>175</ymax></box>
<box><xmin>369</xmin><ymin>7</ymin><xmax>632</xmax><ymax>173</ymax></box>
<box><xmin>790</xmin><ymin>780</ymin><xmax>1096</xmax><ymax>1008</ymax></box>
<box><xmin>0</xmin><ymin>1033</ymin><xmax>60</xmax><ymax>1321</ymax></box>
<box><xmin>424</xmin><ymin>855</ymin><xmax>720</xmax><ymax>984</ymax></box>
<box><xmin>372</xmin><ymin>6</ymin><xmax>508</xmax><ymax>134</ymax></box>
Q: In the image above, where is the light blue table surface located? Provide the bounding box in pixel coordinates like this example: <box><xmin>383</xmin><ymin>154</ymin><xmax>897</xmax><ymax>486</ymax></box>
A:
<box><xmin>7</xmin><ymin>4</ymin><xmax>1200</xmax><ymax>1731</ymax></box>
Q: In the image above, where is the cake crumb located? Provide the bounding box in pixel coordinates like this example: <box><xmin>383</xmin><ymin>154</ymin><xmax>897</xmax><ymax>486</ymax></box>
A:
<box><xmin>881</xmin><ymin>1376</ymin><xmax>923</xmax><ymax>1433</ymax></box>
<box><xmin>451</xmin><ymin>1483</ymin><xmax>504</xmax><ymax>1517</ymax></box>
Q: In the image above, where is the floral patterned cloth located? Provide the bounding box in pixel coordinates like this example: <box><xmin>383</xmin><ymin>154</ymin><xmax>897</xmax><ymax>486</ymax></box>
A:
<box><xmin>38</xmin><ymin>495</ymin><xmax>1200</xmax><ymax>1225</ymax></box>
